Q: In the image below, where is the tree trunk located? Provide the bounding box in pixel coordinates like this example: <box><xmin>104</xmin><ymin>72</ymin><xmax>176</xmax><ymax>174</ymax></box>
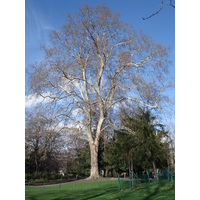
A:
<box><xmin>152</xmin><ymin>161</ymin><xmax>158</xmax><ymax>181</ymax></box>
<box><xmin>131</xmin><ymin>159</ymin><xmax>134</xmax><ymax>186</ymax></box>
<box><xmin>89</xmin><ymin>143</ymin><xmax>100</xmax><ymax>179</ymax></box>
<box><xmin>111</xmin><ymin>169</ymin><xmax>113</xmax><ymax>177</ymax></box>
<box><xmin>105</xmin><ymin>168</ymin><xmax>108</xmax><ymax>177</ymax></box>
<box><xmin>34</xmin><ymin>139</ymin><xmax>39</xmax><ymax>172</ymax></box>
<box><xmin>87</xmin><ymin>116</ymin><xmax>104</xmax><ymax>179</ymax></box>
<box><xmin>113</xmin><ymin>169</ymin><xmax>116</xmax><ymax>177</ymax></box>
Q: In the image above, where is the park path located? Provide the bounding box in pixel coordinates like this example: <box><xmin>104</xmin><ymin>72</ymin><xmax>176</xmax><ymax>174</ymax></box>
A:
<box><xmin>28</xmin><ymin>177</ymin><xmax>118</xmax><ymax>188</ymax></box>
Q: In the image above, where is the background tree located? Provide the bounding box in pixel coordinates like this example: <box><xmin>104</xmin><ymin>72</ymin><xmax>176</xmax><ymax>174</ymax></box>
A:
<box><xmin>104</xmin><ymin>108</ymin><xmax>171</xmax><ymax>179</ymax></box>
<box><xmin>27</xmin><ymin>5</ymin><xmax>173</xmax><ymax>179</ymax></box>
<box><xmin>70</xmin><ymin>141</ymin><xmax>91</xmax><ymax>177</ymax></box>
<box><xmin>124</xmin><ymin>109</ymin><xmax>170</xmax><ymax>174</ymax></box>
<box><xmin>25</xmin><ymin>110</ymin><xmax>68</xmax><ymax>175</ymax></box>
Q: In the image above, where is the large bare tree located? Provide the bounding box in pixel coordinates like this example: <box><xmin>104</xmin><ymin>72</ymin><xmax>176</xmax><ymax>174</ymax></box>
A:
<box><xmin>27</xmin><ymin>5</ymin><xmax>172</xmax><ymax>179</ymax></box>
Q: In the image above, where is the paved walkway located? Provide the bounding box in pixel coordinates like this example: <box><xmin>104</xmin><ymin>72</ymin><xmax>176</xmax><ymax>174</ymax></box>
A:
<box><xmin>27</xmin><ymin>177</ymin><xmax>118</xmax><ymax>187</ymax></box>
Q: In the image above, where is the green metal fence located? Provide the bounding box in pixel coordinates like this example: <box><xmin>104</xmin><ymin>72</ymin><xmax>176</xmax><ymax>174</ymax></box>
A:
<box><xmin>26</xmin><ymin>168</ymin><xmax>175</xmax><ymax>193</ymax></box>
<box><xmin>117</xmin><ymin>169</ymin><xmax>175</xmax><ymax>192</ymax></box>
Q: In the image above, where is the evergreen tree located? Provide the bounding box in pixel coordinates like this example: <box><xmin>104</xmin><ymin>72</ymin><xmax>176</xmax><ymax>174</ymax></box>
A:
<box><xmin>104</xmin><ymin>108</ymin><xmax>170</xmax><ymax>177</ymax></box>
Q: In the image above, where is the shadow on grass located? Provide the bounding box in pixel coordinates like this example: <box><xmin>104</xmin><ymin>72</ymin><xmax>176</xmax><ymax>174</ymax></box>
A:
<box><xmin>25</xmin><ymin>196</ymin><xmax>37</xmax><ymax>200</ymax></box>
<box><xmin>55</xmin><ymin>187</ymin><xmax>117</xmax><ymax>200</ymax></box>
<box><xmin>113</xmin><ymin>180</ymin><xmax>174</xmax><ymax>200</ymax></box>
<box><xmin>26</xmin><ymin>186</ymin><xmax>118</xmax><ymax>200</ymax></box>
<box><xmin>143</xmin><ymin>187</ymin><xmax>160</xmax><ymax>200</ymax></box>
<box><xmin>26</xmin><ymin>180</ymin><xmax>174</xmax><ymax>200</ymax></box>
<box><xmin>143</xmin><ymin>181</ymin><xmax>174</xmax><ymax>200</ymax></box>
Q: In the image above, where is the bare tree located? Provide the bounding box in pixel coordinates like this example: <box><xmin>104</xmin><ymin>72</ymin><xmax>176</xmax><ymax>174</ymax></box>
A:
<box><xmin>25</xmin><ymin>110</ymin><xmax>69</xmax><ymax>173</ymax></box>
<box><xmin>27</xmin><ymin>5</ymin><xmax>173</xmax><ymax>179</ymax></box>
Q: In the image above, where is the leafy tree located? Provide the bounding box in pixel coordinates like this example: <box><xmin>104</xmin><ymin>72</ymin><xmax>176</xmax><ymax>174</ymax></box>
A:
<box><xmin>72</xmin><ymin>143</ymin><xmax>90</xmax><ymax>177</ymax></box>
<box><xmin>105</xmin><ymin>108</ymin><xmax>170</xmax><ymax>178</ymax></box>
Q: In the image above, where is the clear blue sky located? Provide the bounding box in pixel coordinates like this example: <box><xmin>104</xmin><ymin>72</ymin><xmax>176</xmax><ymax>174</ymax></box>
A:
<box><xmin>25</xmin><ymin>0</ymin><xmax>175</xmax><ymax>125</ymax></box>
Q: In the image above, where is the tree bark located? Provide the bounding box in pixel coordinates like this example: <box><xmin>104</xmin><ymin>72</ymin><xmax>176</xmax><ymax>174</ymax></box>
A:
<box><xmin>89</xmin><ymin>143</ymin><xmax>100</xmax><ymax>179</ymax></box>
<box><xmin>88</xmin><ymin>115</ymin><xmax>104</xmax><ymax>179</ymax></box>
<box><xmin>131</xmin><ymin>159</ymin><xmax>134</xmax><ymax>186</ymax></box>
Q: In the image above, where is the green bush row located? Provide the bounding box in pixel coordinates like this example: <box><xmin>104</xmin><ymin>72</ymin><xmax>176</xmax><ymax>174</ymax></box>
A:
<box><xmin>25</xmin><ymin>172</ymin><xmax>64</xmax><ymax>180</ymax></box>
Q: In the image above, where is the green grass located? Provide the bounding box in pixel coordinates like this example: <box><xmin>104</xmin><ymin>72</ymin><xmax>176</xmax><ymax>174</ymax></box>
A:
<box><xmin>25</xmin><ymin>179</ymin><xmax>175</xmax><ymax>200</ymax></box>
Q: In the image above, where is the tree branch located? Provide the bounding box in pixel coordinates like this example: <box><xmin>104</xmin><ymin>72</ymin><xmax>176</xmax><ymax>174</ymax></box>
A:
<box><xmin>142</xmin><ymin>0</ymin><xmax>164</xmax><ymax>20</ymax></box>
<box><xmin>167</xmin><ymin>0</ymin><xmax>175</xmax><ymax>8</ymax></box>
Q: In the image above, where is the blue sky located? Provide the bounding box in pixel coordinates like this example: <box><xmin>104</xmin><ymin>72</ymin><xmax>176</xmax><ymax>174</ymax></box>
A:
<box><xmin>25</xmin><ymin>0</ymin><xmax>175</xmax><ymax>125</ymax></box>
<box><xmin>26</xmin><ymin>0</ymin><xmax>175</xmax><ymax>73</ymax></box>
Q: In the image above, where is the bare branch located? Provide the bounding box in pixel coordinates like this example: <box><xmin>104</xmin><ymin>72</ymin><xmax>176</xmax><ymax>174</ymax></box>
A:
<box><xmin>57</xmin><ymin>84</ymin><xmax>87</xmax><ymax>114</ymax></box>
<box><xmin>167</xmin><ymin>0</ymin><xmax>175</xmax><ymax>8</ymax></box>
<box><xmin>119</xmin><ymin>126</ymin><xmax>136</xmax><ymax>135</ymax></box>
<box><xmin>76</xmin><ymin>135</ymin><xmax>89</xmax><ymax>142</ymax></box>
<box><xmin>142</xmin><ymin>0</ymin><xmax>164</xmax><ymax>20</ymax></box>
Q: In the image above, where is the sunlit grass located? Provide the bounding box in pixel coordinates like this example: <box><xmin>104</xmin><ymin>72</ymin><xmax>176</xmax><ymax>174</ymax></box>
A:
<box><xmin>25</xmin><ymin>178</ymin><xmax>175</xmax><ymax>200</ymax></box>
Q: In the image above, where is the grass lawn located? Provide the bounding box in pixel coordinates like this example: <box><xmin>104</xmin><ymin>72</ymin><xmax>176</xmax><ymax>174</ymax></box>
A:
<box><xmin>25</xmin><ymin>178</ymin><xmax>175</xmax><ymax>200</ymax></box>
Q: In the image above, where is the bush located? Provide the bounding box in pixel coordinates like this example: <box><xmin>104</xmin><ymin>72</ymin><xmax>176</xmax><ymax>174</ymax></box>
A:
<box><xmin>40</xmin><ymin>172</ymin><xmax>48</xmax><ymax>180</ymax></box>
<box><xmin>48</xmin><ymin>173</ymin><xmax>62</xmax><ymax>180</ymax></box>
<box><xmin>25</xmin><ymin>172</ymin><xmax>64</xmax><ymax>181</ymax></box>
<box><xmin>26</xmin><ymin>173</ymin><xmax>34</xmax><ymax>180</ymax></box>
<box><xmin>33</xmin><ymin>172</ymin><xmax>42</xmax><ymax>179</ymax></box>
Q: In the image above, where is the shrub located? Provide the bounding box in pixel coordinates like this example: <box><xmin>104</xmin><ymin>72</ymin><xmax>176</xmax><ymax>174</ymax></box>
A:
<box><xmin>26</xmin><ymin>173</ymin><xmax>34</xmax><ymax>180</ymax></box>
<box><xmin>33</xmin><ymin>172</ymin><xmax>42</xmax><ymax>179</ymax></box>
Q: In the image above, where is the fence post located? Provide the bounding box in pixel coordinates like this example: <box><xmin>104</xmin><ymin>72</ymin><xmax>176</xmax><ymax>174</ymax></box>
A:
<box><xmin>158</xmin><ymin>170</ymin><xmax>161</xmax><ymax>188</ymax></box>
<box><xmin>131</xmin><ymin>172</ymin><xmax>133</xmax><ymax>188</ymax></box>
<box><xmin>136</xmin><ymin>172</ymin><xmax>138</xmax><ymax>185</ymax></box>
<box><xmin>118</xmin><ymin>174</ymin><xmax>120</xmax><ymax>191</ymax></box>
<box><xmin>168</xmin><ymin>166</ymin><xmax>170</xmax><ymax>181</ymax></box>
<box><xmin>27</xmin><ymin>182</ymin><xmax>30</xmax><ymax>192</ymax></box>
<box><xmin>147</xmin><ymin>171</ymin><xmax>150</xmax><ymax>187</ymax></box>
<box><xmin>171</xmin><ymin>169</ymin><xmax>174</xmax><ymax>188</ymax></box>
<box><xmin>129</xmin><ymin>173</ymin><xmax>132</xmax><ymax>190</ymax></box>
